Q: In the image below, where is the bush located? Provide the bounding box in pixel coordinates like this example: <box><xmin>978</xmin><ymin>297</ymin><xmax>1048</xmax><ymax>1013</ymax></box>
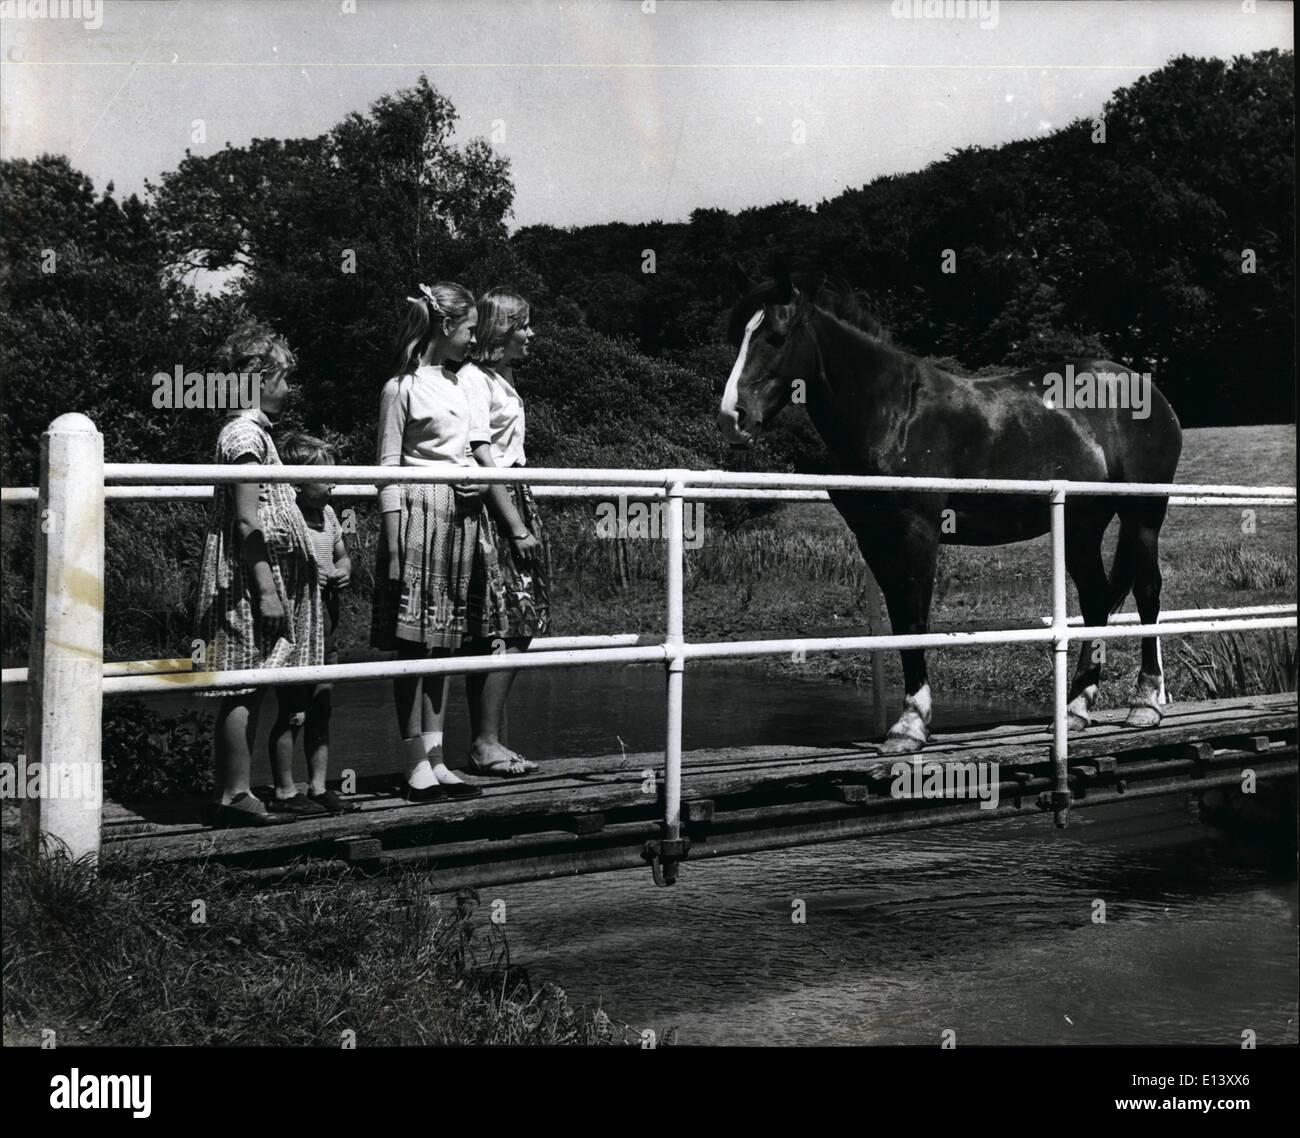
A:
<box><xmin>100</xmin><ymin>698</ymin><xmax>213</xmax><ymax>800</ymax></box>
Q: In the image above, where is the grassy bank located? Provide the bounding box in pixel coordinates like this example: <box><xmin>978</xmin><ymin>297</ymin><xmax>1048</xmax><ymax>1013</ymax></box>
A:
<box><xmin>534</xmin><ymin>425</ymin><xmax>1297</xmax><ymax>712</ymax></box>
<box><xmin>1</xmin><ymin>847</ymin><xmax>646</xmax><ymax>1047</ymax></box>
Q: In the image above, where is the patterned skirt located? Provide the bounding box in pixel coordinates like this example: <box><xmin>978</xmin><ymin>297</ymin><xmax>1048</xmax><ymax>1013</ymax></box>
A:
<box><xmin>490</xmin><ymin>481</ymin><xmax>551</xmax><ymax>640</ymax></box>
<box><xmin>193</xmin><ymin>529</ymin><xmax>324</xmax><ymax>699</ymax></box>
<box><xmin>370</xmin><ymin>482</ymin><xmax>509</xmax><ymax>651</ymax></box>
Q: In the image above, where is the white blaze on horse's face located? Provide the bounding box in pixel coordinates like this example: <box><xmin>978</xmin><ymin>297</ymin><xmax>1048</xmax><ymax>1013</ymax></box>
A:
<box><xmin>719</xmin><ymin>308</ymin><xmax>768</xmax><ymax>446</ymax></box>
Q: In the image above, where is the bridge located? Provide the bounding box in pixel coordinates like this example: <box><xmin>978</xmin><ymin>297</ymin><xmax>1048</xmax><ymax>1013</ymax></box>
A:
<box><xmin>3</xmin><ymin>414</ymin><xmax>1297</xmax><ymax>888</ymax></box>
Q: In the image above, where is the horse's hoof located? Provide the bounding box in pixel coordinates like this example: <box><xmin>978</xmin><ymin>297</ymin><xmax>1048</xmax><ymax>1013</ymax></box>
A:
<box><xmin>879</xmin><ymin>731</ymin><xmax>926</xmax><ymax>755</ymax></box>
<box><xmin>1125</xmin><ymin>705</ymin><xmax>1162</xmax><ymax>728</ymax></box>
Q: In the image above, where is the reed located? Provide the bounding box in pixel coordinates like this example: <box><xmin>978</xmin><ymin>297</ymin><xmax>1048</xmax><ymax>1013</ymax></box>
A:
<box><xmin>1176</xmin><ymin>630</ymin><xmax>1297</xmax><ymax>700</ymax></box>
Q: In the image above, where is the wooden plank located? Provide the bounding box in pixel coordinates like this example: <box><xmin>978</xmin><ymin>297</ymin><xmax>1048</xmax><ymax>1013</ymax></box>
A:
<box><xmin>99</xmin><ymin>693</ymin><xmax>1297</xmax><ymax>861</ymax></box>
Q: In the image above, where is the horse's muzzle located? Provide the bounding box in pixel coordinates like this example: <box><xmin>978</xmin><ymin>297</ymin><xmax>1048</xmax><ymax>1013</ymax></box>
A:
<box><xmin>717</xmin><ymin>409</ymin><xmax>755</xmax><ymax>448</ymax></box>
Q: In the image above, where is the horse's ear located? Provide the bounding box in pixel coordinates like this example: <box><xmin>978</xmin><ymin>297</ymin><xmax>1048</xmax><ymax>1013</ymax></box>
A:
<box><xmin>772</xmin><ymin>252</ymin><xmax>794</xmax><ymax>304</ymax></box>
<box><xmin>730</xmin><ymin>259</ymin><xmax>754</xmax><ymax>295</ymax></box>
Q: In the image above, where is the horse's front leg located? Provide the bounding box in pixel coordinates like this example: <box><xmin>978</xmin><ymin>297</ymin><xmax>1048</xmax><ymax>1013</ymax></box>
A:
<box><xmin>865</xmin><ymin>510</ymin><xmax>940</xmax><ymax>755</ymax></box>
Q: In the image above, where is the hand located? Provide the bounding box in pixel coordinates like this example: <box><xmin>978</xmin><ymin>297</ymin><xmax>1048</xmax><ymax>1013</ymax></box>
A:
<box><xmin>318</xmin><ymin>565</ymin><xmax>331</xmax><ymax>589</ymax></box>
<box><xmin>257</xmin><ymin>589</ymin><xmax>287</xmax><ymax>640</ymax></box>
<box><xmin>452</xmin><ymin>483</ymin><xmax>487</xmax><ymax>506</ymax></box>
<box><xmin>509</xmin><ymin>530</ymin><xmax>540</xmax><ymax>561</ymax></box>
<box><xmin>387</xmin><ymin>552</ymin><xmax>402</xmax><ymax>583</ymax></box>
<box><xmin>333</xmin><ymin>564</ymin><xmax>352</xmax><ymax>589</ymax></box>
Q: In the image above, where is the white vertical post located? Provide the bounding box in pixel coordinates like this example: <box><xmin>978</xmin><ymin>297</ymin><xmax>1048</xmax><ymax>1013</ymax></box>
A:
<box><xmin>23</xmin><ymin>414</ymin><xmax>105</xmax><ymax>863</ymax></box>
<box><xmin>663</xmin><ymin>472</ymin><xmax>686</xmax><ymax>842</ymax></box>
<box><xmin>1049</xmin><ymin>484</ymin><xmax>1070</xmax><ymax>828</ymax></box>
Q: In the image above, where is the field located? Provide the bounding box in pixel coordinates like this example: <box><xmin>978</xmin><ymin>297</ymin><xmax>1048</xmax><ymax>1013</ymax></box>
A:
<box><xmin>542</xmin><ymin>424</ymin><xmax>1297</xmax><ymax>712</ymax></box>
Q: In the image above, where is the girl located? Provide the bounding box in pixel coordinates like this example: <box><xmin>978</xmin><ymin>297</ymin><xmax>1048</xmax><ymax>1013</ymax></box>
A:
<box><xmin>371</xmin><ymin>282</ymin><xmax>507</xmax><ymax>802</ymax></box>
<box><xmin>459</xmin><ymin>288</ymin><xmax>550</xmax><ymax>776</ymax></box>
<box><xmin>194</xmin><ymin>324</ymin><xmax>326</xmax><ymax>827</ymax></box>
<box><xmin>271</xmin><ymin>432</ymin><xmax>359</xmax><ymax>814</ymax></box>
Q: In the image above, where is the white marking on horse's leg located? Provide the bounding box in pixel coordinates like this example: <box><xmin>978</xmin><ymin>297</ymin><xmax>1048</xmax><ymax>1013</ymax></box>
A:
<box><xmin>880</xmin><ymin>682</ymin><xmax>932</xmax><ymax>754</ymax></box>
<box><xmin>719</xmin><ymin>309</ymin><xmax>764</xmax><ymax>430</ymax></box>
<box><xmin>1067</xmin><ymin>683</ymin><xmax>1098</xmax><ymax>731</ymax></box>
<box><xmin>1125</xmin><ymin>670</ymin><xmax>1164</xmax><ymax>728</ymax></box>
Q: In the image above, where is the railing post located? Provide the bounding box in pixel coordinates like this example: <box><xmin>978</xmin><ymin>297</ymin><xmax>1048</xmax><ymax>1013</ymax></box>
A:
<box><xmin>23</xmin><ymin>414</ymin><xmax>105</xmax><ymax>864</ymax></box>
<box><xmin>646</xmin><ymin>470</ymin><xmax>689</xmax><ymax>885</ymax></box>
<box><xmin>1049</xmin><ymin>484</ymin><xmax>1070</xmax><ymax>827</ymax></box>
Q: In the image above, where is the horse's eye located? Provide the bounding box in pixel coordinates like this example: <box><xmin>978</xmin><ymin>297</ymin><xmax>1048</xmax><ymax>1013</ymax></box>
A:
<box><xmin>766</xmin><ymin>332</ymin><xmax>787</xmax><ymax>348</ymax></box>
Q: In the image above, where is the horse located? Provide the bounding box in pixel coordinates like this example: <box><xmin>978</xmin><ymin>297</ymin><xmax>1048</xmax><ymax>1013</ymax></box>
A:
<box><xmin>717</xmin><ymin>260</ymin><xmax>1183</xmax><ymax>754</ymax></box>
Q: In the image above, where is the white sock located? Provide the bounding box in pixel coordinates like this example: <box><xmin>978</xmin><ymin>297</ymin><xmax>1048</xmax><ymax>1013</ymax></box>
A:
<box><xmin>423</xmin><ymin>721</ymin><xmax>462</xmax><ymax>784</ymax></box>
<box><xmin>404</xmin><ymin>736</ymin><xmax>436</xmax><ymax>789</ymax></box>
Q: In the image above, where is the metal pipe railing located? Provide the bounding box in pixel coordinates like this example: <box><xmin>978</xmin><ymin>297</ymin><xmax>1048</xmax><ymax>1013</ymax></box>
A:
<box><xmin>7</xmin><ymin>418</ymin><xmax>1297</xmax><ymax>872</ymax></box>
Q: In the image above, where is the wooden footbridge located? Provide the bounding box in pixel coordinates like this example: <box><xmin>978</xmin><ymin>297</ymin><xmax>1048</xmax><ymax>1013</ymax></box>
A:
<box><xmin>4</xmin><ymin>415</ymin><xmax>1297</xmax><ymax>889</ymax></box>
<box><xmin>95</xmin><ymin>693</ymin><xmax>1297</xmax><ymax>890</ymax></box>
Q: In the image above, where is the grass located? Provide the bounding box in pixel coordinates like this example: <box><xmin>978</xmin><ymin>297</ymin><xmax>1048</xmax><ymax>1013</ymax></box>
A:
<box><xmin>1</xmin><ymin>845</ymin><xmax>647</xmax><ymax>1047</ymax></box>
<box><xmin>543</xmin><ymin>424</ymin><xmax>1298</xmax><ymax>709</ymax></box>
<box><xmin>1177</xmin><ymin>630</ymin><xmax>1297</xmax><ymax>701</ymax></box>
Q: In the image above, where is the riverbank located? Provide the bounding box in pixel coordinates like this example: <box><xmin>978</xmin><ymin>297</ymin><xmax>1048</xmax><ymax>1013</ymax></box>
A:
<box><xmin>0</xmin><ymin>845</ymin><xmax>636</xmax><ymax>1047</ymax></box>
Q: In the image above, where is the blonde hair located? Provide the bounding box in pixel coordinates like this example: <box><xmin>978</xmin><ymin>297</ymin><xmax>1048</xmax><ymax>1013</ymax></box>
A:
<box><xmin>469</xmin><ymin>288</ymin><xmax>530</xmax><ymax>367</ymax></box>
<box><xmin>389</xmin><ymin>281</ymin><xmax>475</xmax><ymax>378</ymax></box>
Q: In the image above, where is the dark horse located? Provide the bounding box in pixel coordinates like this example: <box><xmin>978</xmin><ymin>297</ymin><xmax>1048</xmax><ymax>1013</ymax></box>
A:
<box><xmin>718</xmin><ymin>261</ymin><xmax>1183</xmax><ymax>753</ymax></box>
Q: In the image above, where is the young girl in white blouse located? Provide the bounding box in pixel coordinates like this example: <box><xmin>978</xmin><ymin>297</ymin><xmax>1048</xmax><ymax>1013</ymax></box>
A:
<box><xmin>371</xmin><ymin>282</ymin><xmax>508</xmax><ymax>802</ymax></box>
<box><xmin>458</xmin><ymin>288</ymin><xmax>550</xmax><ymax>776</ymax></box>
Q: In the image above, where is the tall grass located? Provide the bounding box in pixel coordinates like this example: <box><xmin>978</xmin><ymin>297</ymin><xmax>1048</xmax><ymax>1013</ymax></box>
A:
<box><xmin>1176</xmin><ymin>630</ymin><xmax>1297</xmax><ymax>700</ymax></box>
<box><xmin>2</xmin><ymin>848</ymin><xmax>641</xmax><ymax>1046</ymax></box>
<box><xmin>1207</xmin><ymin>541</ymin><xmax>1295</xmax><ymax>590</ymax></box>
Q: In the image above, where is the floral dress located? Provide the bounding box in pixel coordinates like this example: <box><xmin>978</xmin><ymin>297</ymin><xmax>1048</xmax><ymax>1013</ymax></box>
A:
<box><xmin>193</xmin><ymin>411</ymin><xmax>324</xmax><ymax>694</ymax></box>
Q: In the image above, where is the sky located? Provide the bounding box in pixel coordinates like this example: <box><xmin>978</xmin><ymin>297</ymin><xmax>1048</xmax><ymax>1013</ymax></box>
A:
<box><xmin>1</xmin><ymin>0</ymin><xmax>1293</xmax><ymax>232</ymax></box>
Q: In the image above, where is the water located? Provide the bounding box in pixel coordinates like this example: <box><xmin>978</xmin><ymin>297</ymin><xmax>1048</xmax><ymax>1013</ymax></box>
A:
<box><xmin>41</xmin><ymin>663</ymin><xmax>1300</xmax><ymax>1044</ymax></box>
<box><xmin>491</xmin><ymin>798</ymin><xmax>1297</xmax><ymax>1045</ymax></box>
<box><xmin>112</xmin><ymin>661</ymin><xmax>1030</xmax><ymax>778</ymax></box>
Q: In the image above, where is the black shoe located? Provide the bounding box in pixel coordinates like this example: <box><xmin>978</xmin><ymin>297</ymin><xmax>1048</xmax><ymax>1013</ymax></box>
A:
<box><xmin>439</xmin><ymin>780</ymin><xmax>483</xmax><ymax>800</ymax></box>
<box><xmin>308</xmin><ymin>789</ymin><xmax>361</xmax><ymax>815</ymax></box>
<box><xmin>399</xmin><ymin>781</ymin><xmax>445</xmax><ymax>803</ymax></box>
<box><xmin>267</xmin><ymin>793</ymin><xmax>329</xmax><ymax>816</ymax></box>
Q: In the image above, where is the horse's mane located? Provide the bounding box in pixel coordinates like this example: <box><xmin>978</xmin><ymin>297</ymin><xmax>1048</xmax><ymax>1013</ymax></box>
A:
<box><xmin>728</xmin><ymin>271</ymin><xmax>890</xmax><ymax>345</ymax></box>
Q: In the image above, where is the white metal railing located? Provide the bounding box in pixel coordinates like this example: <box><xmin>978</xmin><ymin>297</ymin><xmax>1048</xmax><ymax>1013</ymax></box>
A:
<box><xmin>4</xmin><ymin>414</ymin><xmax>1296</xmax><ymax>863</ymax></box>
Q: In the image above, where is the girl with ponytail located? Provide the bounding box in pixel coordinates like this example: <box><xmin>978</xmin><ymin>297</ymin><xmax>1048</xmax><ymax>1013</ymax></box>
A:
<box><xmin>371</xmin><ymin>282</ymin><xmax>508</xmax><ymax>802</ymax></box>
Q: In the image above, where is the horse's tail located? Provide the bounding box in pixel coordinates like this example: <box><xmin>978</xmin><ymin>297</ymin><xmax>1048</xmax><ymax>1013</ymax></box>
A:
<box><xmin>1106</xmin><ymin>514</ymin><xmax>1141</xmax><ymax>614</ymax></box>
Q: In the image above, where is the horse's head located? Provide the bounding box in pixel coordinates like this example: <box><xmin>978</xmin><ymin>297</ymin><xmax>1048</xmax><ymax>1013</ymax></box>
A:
<box><xmin>718</xmin><ymin>256</ymin><xmax>825</xmax><ymax>447</ymax></box>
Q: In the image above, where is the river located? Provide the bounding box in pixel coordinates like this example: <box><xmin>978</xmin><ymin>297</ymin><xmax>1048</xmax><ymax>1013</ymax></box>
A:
<box><xmin>78</xmin><ymin>662</ymin><xmax>1300</xmax><ymax>1044</ymax></box>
